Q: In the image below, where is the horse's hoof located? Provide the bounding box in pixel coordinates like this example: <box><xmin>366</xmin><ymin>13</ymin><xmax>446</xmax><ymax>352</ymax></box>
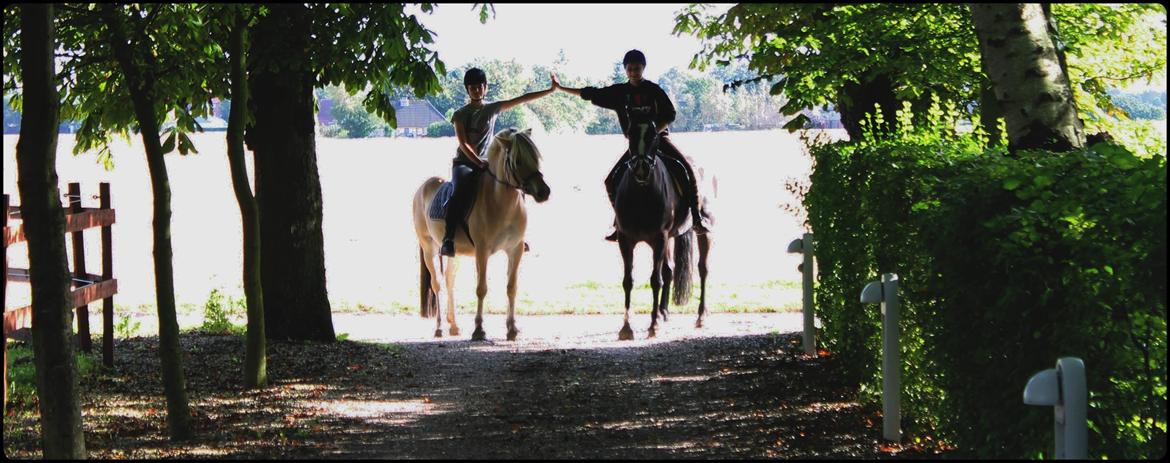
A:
<box><xmin>449</xmin><ymin>326</ymin><xmax>460</xmax><ymax>336</ymax></box>
<box><xmin>434</xmin><ymin>329</ymin><xmax>443</xmax><ymax>338</ymax></box>
<box><xmin>471</xmin><ymin>329</ymin><xmax>486</xmax><ymax>341</ymax></box>
<box><xmin>618</xmin><ymin>327</ymin><xmax>634</xmax><ymax>341</ymax></box>
<box><xmin>695</xmin><ymin>318</ymin><xmax>705</xmax><ymax>329</ymax></box>
<box><xmin>506</xmin><ymin>329</ymin><xmax>519</xmax><ymax>341</ymax></box>
<box><xmin>648</xmin><ymin>327</ymin><xmax>657</xmax><ymax>339</ymax></box>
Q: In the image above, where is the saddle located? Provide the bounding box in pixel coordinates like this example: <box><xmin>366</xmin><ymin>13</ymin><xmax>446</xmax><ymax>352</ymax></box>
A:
<box><xmin>427</xmin><ymin>174</ymin><xmax>482</xmax><ymax>244</ymax></box>
<box><xmin>621</xmin><ymin>151</ymin><xmax>688</xmax><ymax>200</ymax></box>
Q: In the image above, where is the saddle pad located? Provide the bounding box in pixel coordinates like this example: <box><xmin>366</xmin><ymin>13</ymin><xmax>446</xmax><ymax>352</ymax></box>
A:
<box><xmin>427</xmin><ymin>182</ymin><xmax>456</xmax><ymax>220</ymax></box>
<box><xmin>427</xmin><ymin>176</ymin><xmax>480</xmax><ymax>222</ymax></box>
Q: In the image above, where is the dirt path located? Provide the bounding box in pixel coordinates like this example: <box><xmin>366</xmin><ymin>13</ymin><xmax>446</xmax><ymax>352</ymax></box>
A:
<box><xmin>4</xmin><ymin>314</ymin><xmax>951</xmax><ymax>459</ymax></box>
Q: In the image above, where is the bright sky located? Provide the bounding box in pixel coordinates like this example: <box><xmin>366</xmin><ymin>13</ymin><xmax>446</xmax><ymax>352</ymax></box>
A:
<box><xmin>411</xmin><ymin>3</ymin><xmax>732</xmax><ymax>82</ymax></box>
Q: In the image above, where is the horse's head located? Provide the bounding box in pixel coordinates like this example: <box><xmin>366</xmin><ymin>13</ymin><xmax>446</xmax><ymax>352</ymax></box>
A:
<box><xmin>626</xmin><ymin>119</ymin><xmax>660</xmax><ymax>185</ymax></box>
<box><xmin>493</xmin><ymin>127</ymin><xmax>551</xmax><ymax>203</ymax></box>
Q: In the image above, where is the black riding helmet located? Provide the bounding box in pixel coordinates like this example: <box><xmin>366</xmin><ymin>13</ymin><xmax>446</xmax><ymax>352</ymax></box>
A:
<box><xmin>464</xmin><ymin>67</ymin><xmax>487</xmax><ymax>86</ymax></box>
<box><xmin>622</xmin><ymin>49</ymin><xmax>646</xmax><ymax>67</ymax></box>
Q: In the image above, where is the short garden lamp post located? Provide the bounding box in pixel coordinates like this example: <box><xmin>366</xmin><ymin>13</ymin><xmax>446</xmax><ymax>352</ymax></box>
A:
<box><xmin>1023</xmin><ymin>357</ymin><xmax>1087</xmax><ymax>459</ymax></box>
<box><xmin>860</xmin><ymin>273</ymin><xmax>901</xmax><ymax>442</ymax></box>
<box><xmin>786</xmin><ymin>233</ymin><xmax>815</xmax><ymax>355</ymax></box>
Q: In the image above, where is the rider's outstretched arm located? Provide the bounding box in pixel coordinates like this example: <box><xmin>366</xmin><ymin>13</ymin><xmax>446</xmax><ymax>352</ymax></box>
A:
<box><xmin>498</xmin><ymin>76</ymin><xmax>557</xmax><ymax>112</ymax></box>
<box><xmin>553</xmin><ymin>73</ymin><xmax>622</xmax><ymax>110</ymax></box>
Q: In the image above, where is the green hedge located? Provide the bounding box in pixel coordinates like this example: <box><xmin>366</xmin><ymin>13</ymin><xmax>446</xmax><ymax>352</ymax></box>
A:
<box><xmin>803</xmin><ymin>114</ymin><xmax>1166</xmax><ymax>458</ymax></box>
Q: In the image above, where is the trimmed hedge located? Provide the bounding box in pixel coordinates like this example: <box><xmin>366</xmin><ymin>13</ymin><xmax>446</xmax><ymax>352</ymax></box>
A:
<box><xmin>803</xmin><ymin>117</ymin><xmax>1166</xmax><ymax>458</ymax></box>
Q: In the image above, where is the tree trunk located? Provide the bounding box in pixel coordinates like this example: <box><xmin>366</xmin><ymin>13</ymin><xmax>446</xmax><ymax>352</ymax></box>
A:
<box><xmin>837</xmin><ymin>72</ymin><xmax>900</xmax><ymax>141</ymax></box>
<box><xmin>227</xmin><ymin>7</ymin><xmax>267</xmax><ymax>388</ymax></box>
<box><xmin>15</xmin><ymin>4</ymin><xmax>88</xmax><ymax>458</ymax></box>
<box><xmin>104</xmin><ymin>4</ymin><xmax>193</xmax><ymax>441</ymax></box>
<box><xmin>245</xmin><ymin>4</ymin><xmax>335</xmax><ymax>342</ymax></box>
<box><xmin>970</xmin><ymin>3</ymin><xmax>1085</xmax><ymax>152</ymax></box>
<box><xmin>978</xmin><ymin>64</ymin><xmax>1005</xmax><ymax>146</ymax></box>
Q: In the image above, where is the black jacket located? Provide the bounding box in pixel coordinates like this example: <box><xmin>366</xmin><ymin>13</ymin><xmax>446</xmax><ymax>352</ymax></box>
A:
<box><xmin>581</xmin><ymin>81</ymin><xmax>677</xmax><ymax>137</ymax></box>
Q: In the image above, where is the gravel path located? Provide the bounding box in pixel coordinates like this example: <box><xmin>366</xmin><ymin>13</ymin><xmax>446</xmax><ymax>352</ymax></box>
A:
<box><xmin>5</xmin><ymin>313</ymin><xmax>951</xmax><ymax>459</ymax></box>
<box><xmin>330</xmin><ymin>313</ymin><xmax>931</xmax><ymax>459</ymax></box>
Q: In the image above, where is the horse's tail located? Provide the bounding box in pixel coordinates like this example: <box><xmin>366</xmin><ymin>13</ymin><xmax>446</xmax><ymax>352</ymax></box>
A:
<box><xmin>420</xmin><ymin>247</ymin><xmax>438</xmax><ymax>318</ymax></box>
<box><xmin>672</xmin><ymin>228</ymin><xmax>695</xmax><ymax>306</ymax></box>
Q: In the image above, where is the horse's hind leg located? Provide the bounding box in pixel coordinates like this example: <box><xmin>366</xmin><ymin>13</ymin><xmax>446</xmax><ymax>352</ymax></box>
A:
<box><xmin>648</xmin><ymin>234</ymin><xmax>666</xmax><ymax>339</ymax></box>
<box><xmin>423</xmin><ymin>244</ymin><xmax>444</xmax><ymax>338</ymax></box>
<box><xmin>618</xmin><ymin>238</ymin><xmax>635</xmax><ymax>341</ymax></box>
<box><xmin>445</xmin><ymin>256</ymin><xmax>460</xmax><ymax>336</ymax></box>
<box><xmin>696</xmin><ymin>233</ymin><xmax>711</xmax><ymax>328</ymax></box>
<box><xmin>505</xmin><ymin>243</ymin><xmax>523</xmax><ymax>341</ymax></box>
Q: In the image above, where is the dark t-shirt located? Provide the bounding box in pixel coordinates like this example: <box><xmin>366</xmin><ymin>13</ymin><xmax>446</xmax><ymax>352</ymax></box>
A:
<box><xmin>580</xmin><ymin>81</ymin><xmax>677</xmax><ymax>137</ymax></box>
<box><xmin>451</xmin><ymin>101</ymin><xmax>505</xmax><ymax>163</ymax></box>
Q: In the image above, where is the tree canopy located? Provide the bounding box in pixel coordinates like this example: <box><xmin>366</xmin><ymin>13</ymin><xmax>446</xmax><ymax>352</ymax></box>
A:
<box><xmin>673</xmin><ymin>3</ymin><xmax>1167</xmax><ymax>135</ymax></box>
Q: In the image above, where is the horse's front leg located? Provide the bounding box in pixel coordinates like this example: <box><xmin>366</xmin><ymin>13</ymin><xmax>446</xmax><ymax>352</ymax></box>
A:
<box><xmin>648</xmin><ymin>234</ymin><xmax>666</xmax><ymax>339</ymax></box>
<box><xmin>471</xmin><ymin>247</ymin><xmax>490</xmax><ymax>341</ymax></box>
<box><xmin>659</xmin><ymin>236</ymin><xmax>673</xmax><ymax>323</ymax></box>
<box><xmin>445</xmin><ymin>255</ymin><xmax>460</xmax><ymax>336</ymax></box>
<box><xmin>505</xmin><ymin>242</ymin><xmax>524</xmax><ymax>341</ymax></box>
<box><xmin>618</xmin><ymin>238</ymin><xmax>635</xmax><ymax>341</ymax></box>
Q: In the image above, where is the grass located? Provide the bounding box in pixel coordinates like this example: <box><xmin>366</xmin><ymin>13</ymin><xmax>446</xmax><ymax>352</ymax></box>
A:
<box><xmin>5</xmin><ymin>342</ymin><xmax>102</xmax><ymax>417</ymax></box>
<box><xmin>328</xmin><ymin>279</ymin><xmax>803</xmax><ymax>315</ymax></box>
<box><xmin>103</xmin><ymin>279</ymin><xmax>802</xmax><ymax>334</ymax></box>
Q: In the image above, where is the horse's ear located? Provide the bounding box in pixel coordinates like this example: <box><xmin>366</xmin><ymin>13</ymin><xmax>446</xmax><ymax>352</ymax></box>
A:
<box><xmin>522</xmin><ymin>127</ymin><xmax>533</xmax><ymax>136</ymax></box>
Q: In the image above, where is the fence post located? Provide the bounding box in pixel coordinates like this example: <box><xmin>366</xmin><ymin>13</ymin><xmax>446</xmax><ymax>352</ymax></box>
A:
<box><xmin>1024</xmin><ymin>357</ymin><xmax>1088</xmax><ymax>459</ymax></box>
<box><xmin>100</xmin><ymin>182</ymin><xmax>113</xmax><ymax>367</ymax></box>
<box><xmin>861</xmin><ymin>273</ymin><xmax>901</xmax><ymax>442</ymax></box>
<box><xmin>786</xmin><ymin>233</ymin><xmax>816</xmax><ymax>355</ymax></box>
<box><xmin>68</xmin><ymin>183</ymin><xmax>91</xmax><ymax>353</ymax></box>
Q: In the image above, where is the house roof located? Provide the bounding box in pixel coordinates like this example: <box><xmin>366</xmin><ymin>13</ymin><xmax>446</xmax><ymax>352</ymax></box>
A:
<box><xmin>391</xmin><ymin>97</ymin><xmax>446</xmax><ymax>129</ymax></box>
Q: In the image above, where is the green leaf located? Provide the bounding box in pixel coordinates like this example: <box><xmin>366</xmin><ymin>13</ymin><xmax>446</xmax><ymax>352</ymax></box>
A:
<box><xmin>783</xmin><ymin>114</ymin><xmax>810</xmax><ymax>132</ymax></box>
<box><xmin>161</xmin><ymin>131</ymin><xmax>176</xmax><ymax>154</ymax></box>
<box><xmin>1002</xmin><ymin>178</ymin><xmax>1022</xmax><ymax>190</ymax></box>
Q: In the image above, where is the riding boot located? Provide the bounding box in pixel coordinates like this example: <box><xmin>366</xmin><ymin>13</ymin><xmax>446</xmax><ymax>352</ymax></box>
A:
<box><xmin>441</xmin><ymin>215</ymin><xmax>459</xmax><ymax>257</ymax></box>
<box><xmin>604</xmin><ymin>154</ymin><xmax>627</xmax><ymax>242</ymax></box>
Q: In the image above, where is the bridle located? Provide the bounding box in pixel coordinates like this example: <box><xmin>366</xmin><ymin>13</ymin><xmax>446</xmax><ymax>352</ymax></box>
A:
<box><xmin>485</xmin><ymin>136</ymin><xmax>543</xmax><ymax>196</ymax></box>
<box><xmin>625</xmin><ymin>122</ymin><xmax>660</xmax><ymax>186</ymax></box>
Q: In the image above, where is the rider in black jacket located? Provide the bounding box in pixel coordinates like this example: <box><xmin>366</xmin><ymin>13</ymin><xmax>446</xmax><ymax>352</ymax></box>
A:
<box><xmin>554</xmin><ymin>49</ymin><xmax>711</xmax><ymax>241</ymax></box>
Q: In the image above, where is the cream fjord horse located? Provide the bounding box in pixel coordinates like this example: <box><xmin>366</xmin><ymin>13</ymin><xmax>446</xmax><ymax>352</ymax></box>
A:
<box><xmin>413</xmin><ymin>128</ymin><xmax>551</xmax><ymax>341</ymax></box>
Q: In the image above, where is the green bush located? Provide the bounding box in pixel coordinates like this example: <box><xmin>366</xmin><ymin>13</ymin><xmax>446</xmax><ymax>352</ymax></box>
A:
<box><xmin>426</xmin><ymin>121</ymin><xmax>455</xmax><ymax>137</ymax></box>
<box><xmin>200</xmin><ymin>288</ymin><xmax>246</xmax><ymax>335</ymax></box>
<box><xmin>114</xmin><ymin>314</ymin><xmax>142</xmax><ymax>338</ymax></box>
<box><xmin>803</xmin><ymin>103</ymin><xmax>1166</xmax><ymax>458</ymax></box>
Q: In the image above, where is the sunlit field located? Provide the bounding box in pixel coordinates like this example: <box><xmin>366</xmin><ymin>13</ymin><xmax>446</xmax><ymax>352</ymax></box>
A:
<box><xmin>3</xmin><ymin>129</ymin><xmax>846</xmax><ymax>327</ymax></box>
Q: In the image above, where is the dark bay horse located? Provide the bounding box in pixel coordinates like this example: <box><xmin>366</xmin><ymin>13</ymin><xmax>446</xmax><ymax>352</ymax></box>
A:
<box><xmin>613</xmin><ymin>120</ymin><xmax>712</xmax><ymax>340</ymax></box>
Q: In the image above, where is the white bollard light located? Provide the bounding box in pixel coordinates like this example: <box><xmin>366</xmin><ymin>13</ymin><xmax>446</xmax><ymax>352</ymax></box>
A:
<box><xmin>860</xmin><ymin>273</ymin><xmax>901</xmax><ymax>442</ymax></box>
<box><xmin>787</xmin><ymin>233</ymin><xmax>816</xmax><ymax>355</ymax></box>
<box><xmin>1024</xmin><ymin>357</ymin><xmax>1088</xmax><ymax>459</ymax></box>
